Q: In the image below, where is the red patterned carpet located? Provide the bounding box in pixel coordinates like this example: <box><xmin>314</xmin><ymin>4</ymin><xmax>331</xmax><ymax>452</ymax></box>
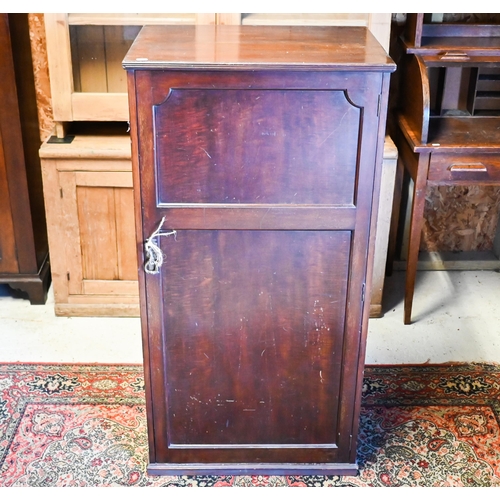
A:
<box><xmin>0</xmin><ymin>363</ymin><xmax>499</xmax><ymax>487</ymax></box>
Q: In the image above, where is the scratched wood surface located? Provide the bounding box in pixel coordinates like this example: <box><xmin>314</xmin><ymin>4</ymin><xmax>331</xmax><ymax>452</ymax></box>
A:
<box><xmin>155</xmin><ymin>88</ymin><xmax>360</xmax><ymax>206</ymax></box>
<box><xmin>126</xmin><ymin>24</ymin><xmax>394</xmax><ymax>474</ymax></box>
<box><xmin>161</xmin><ymin>230</ymin><xmax>350</xmax><ymax>447</ymax></box>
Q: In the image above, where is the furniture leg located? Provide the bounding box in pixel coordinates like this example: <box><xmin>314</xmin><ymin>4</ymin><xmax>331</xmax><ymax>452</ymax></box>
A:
<box><xmin>404</xmin><ymin>154</ymin><xmax>430</xmax><ymax>324</ymax></box>
<box><xmin>386</xmin><ymin>155</ymin><xmax>405</xmax><ymax>276</ymax></box>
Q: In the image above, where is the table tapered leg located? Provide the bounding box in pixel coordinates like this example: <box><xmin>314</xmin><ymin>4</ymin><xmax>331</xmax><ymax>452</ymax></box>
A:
<box><xmin>404</xmin><ymin>153</ymin><xmax>430</xmax><ymax>324</ymax></box>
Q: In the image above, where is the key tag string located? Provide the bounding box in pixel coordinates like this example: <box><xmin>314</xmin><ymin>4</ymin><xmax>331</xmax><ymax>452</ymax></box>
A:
<box><xmin>144</xmin><ymin>217</ymin><xmax>176</xmax><ymax>274</ymax></box>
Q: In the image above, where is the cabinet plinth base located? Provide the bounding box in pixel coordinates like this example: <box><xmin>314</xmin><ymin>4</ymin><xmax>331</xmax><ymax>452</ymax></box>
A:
<box><xmin>147</xmin><ymin>462</ymin><xmax>359</xmax><ymax>477</ymax></box>
<box><xmin>0</xmin><ymin>255</ymin><xmax>51</xmax><ymax>305</ymax></box>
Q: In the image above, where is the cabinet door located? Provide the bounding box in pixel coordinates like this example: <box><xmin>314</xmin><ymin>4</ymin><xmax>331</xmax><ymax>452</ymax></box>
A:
<box><xmin>44</xmin><ymin>13</ymin><xmax>217</xmax><ymax>131</ymax></box>
<box><xmin>42</xmin><ymin>163</ymin><xmax>139</xmax><ymax>315</ymax></box>
<box><xmin>134</xmin><ymin>69</ymin><xmax>384</xmax><ymax>473</ymax></box>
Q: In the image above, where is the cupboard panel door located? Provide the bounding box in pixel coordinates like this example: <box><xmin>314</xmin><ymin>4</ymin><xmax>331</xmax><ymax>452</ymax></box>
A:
<box><xmin>57</xmin><ymin>170</ymin><xmax>138</xmax><ymax>293</ymax></box>
<box><xmin>154</xmin><ymin>89</ymin><xmax>360</xmax><ymax>206</ymax></box>
<box><xmin>159</xmin><ymin>230</ymin><xmax>350</xmax><ymax>449</ymax></box>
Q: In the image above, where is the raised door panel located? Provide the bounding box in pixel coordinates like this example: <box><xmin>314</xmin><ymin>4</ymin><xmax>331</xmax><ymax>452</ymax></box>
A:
<box><xmin>154</xmin><ymin>88</ymin><xmax>360</xmax><ymax>206</ymax></box>
<box><xmin>59</xmin><ymin>170</ymin><xmax>138</xmax><ymax>296</ymax></box>
<box><xmin>159</xmin><ymin>230</ymin><xmax>349</xmax><ymax>451</ymax></box>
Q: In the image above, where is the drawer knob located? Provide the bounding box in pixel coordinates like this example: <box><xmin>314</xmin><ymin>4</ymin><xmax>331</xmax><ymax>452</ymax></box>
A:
<box><xmin>449</xmin><ymin>163</ymin><xmax>487</xmax><ymax>172</ymax></box>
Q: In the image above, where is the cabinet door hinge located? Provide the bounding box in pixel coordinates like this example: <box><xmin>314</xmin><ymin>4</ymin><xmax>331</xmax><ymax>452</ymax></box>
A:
<box><xmin>361</xmin><ymin>282</ymin><xmax>366</xmax><ymax>303</ymax></box>
<box><xmin>349</xmin><ymin>434</ymin><xmax>353</xmax><ymax>452</ymax></box>
<box><xmin>377</xmin><ymin>94</ymin><xmax>382</xmax><ymax>117</ymax></box>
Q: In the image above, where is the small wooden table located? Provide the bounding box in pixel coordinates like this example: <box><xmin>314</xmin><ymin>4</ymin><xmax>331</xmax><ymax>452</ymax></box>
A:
<box><xmin>392</xmin><ymin>114</ymin><xmax>500</xmax><ymax>324</ymax></box>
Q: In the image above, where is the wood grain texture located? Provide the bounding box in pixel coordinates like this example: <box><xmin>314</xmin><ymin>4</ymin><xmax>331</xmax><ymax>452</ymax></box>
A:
<box><xmin>155</xmin><ymin>88</ymin><xmax>360</xmax><ymax>206</ymax></box>
<box><xmin>162</xmin><ymin>230</ymin><xmax>349</xmax><ymax>447</ymax></box>
<box><xmin>0</xmin><ymin>14</ymin><xmax>50</xmax><ymax>303</ymax></box>
<box><xmin>44</xmin><ymin>14</ymin><xmax>73</xmax><ymax>123</ymax></box>
<box><xmin>123</xmin><ymin>25</ymin><xmax>395</xmax><ymax>71</ymax></box>
<box><xmin>0</xmin><ymin>131</ymin><xmax>19</xmax><ymax>274</ymax></box>
<box><xmin>39</xmin><ymin>134</ymin><xmax>139</xmax><ymax>316</ymax></box>
<box><xmin>127</xmin><ymin>25</ymin><xmax>394</xmax><ymax>474</ymax></box>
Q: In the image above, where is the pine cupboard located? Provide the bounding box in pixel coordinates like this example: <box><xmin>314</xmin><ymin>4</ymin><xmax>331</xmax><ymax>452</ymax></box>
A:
<box><xmin>124</xmin><ymin>25</ymin><xmax>395</xmax><ymax>475</ymax></box>
<box><xmin>39</xmin><ymin>132</ymin><xmax>139</xmax><ymax>316</ymax></box>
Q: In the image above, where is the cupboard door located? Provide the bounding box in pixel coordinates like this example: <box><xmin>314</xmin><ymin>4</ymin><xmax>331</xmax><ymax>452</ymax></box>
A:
<box><xmin>51</xmin><ymin>171</ymin><xmax>138</xmax><ymax>304</ymax></box>
<box><xmin>153</xmin><ymin>230</ymin><xmax>350</xmax><ymax>457</ymax></box>
<box><xmin>133</xmin><ymin>68</ymin><xmax>384</xmax><ymax>473</ymax></box>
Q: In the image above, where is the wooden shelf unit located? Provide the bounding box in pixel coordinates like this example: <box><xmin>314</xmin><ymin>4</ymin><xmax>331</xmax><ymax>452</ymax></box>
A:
<box><xmin>44</xmin><ymin>13</ymin><xmax>216</xmax><ymax>137</ymax></box>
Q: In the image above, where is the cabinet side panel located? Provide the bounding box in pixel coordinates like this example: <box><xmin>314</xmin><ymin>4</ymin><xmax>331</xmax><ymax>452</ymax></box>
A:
<box><xmin>0</xmin><ymin>133</ymin><xmax>19</xmax><ymax>273</ymax></box>
<box><xmin>44</xmin><ymin>14</ymin><xmax>73</xmax><ymax>122</ymax></box>
<box><xmin>0</xmin><ymin>13</ymin><xmax>38</xmax><ymax>272</ymax></box>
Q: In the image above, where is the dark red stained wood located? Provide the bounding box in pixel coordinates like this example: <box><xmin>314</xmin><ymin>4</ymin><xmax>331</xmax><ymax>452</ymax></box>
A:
<box><xmin>428</xmin><ymin>152</ymin><xmax>500</xmax><ymax>184</ymax></box>
<box><xmin>126</xmin><ymin>24</ymin><xmax>394</xmax><ymax>475</ymax></box>
<box><xmin>0</xmin><ymin>14</ymin><xmax>50</xmax><ymax>303</ymax></box>
<box><xmin>155</xmin><ymin>88</ymin><xmax>360</xmax><ymax>206</ymax></box>
<box><xmin>162</xmin><ymin>230</ymin><xmax>349</xmax><ymax>448</ymax></box>
<box><xmin>123</xmin><ymin>25</ymin><xmax>393</xmax><ymax>71</ymax></box>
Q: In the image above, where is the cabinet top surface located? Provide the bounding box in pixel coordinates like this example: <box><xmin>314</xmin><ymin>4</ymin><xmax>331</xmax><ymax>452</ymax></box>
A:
<box><xmin>122</xmin><ymin>25</ymin><xmax>395</xmax><ymax>71</ymax></box>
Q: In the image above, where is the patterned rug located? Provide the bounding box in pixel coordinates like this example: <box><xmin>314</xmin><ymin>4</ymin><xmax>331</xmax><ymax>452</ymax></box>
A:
<box><xmin>1</xmin><ymin>362</ymin><xmax>500</xmax><ymax>487</ymax></box>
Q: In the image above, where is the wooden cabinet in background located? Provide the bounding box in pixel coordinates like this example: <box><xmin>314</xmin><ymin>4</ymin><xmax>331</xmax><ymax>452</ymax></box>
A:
<box><xmin>39</xmin><ymin>131</ymin><xmax>139</xmax><ymax>316</ymax></box>
<box><xmin>0</xmin><ymin>14</ymin><xmax>50</xmax><ymax>304</ymax></box>
<box><xmin>124</xmin><ymin>24</ymin><xmax>395</xmax><ymax>475</ymax></box>
<box><xmin>44</xmin><ymin>13</ymin><xmax>216</xmax><ymax>137</ymax></box>
<box><xmin>389</xmin><ymin>13</ymin><xmax>500</xmax><ymax>324</ymax></box>
<box><xmin>44</xmin><ymin>13</ymin><xmax>392</xmax><ymax>138</ymax></box>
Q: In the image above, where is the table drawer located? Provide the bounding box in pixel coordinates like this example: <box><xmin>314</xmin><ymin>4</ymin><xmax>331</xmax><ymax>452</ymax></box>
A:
<box><xmin>428</xmin><ymin>153</ymin><xmax>500</xmax><ymax>183</ymax></box>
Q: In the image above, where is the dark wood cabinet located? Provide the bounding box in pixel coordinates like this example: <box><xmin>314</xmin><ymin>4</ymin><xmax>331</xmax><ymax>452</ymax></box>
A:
<box><xmin>0</xmin><ymin>14</ymin><xmax>50</xmax><ymax>303</ymax></box>
<box><xmin>124</xmin><ymin>25</ymin><xmax>394</xmax><ymax>475</ymax></box>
